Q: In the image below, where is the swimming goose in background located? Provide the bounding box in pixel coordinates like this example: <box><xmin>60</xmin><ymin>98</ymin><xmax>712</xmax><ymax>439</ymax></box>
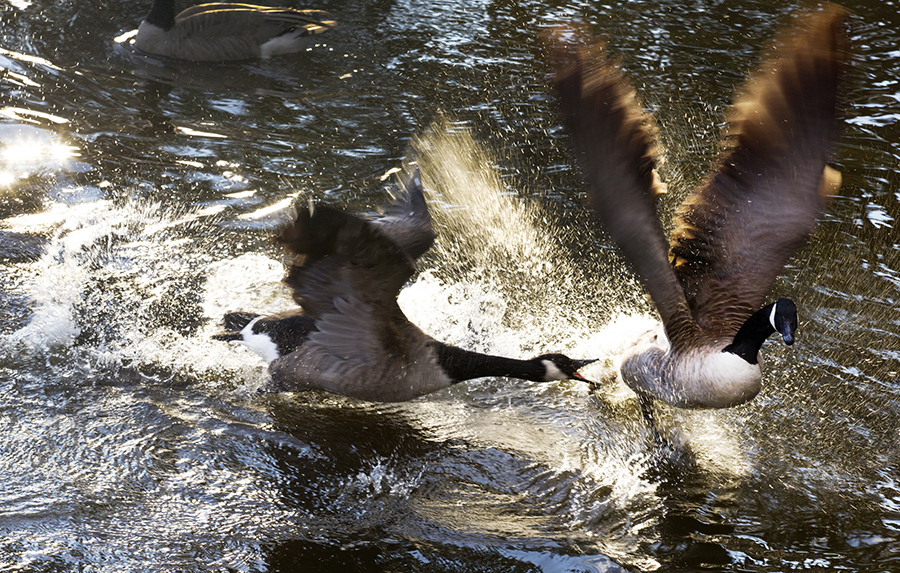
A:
<box><xmin>548</xmin><ymin>6</ymin><xmax>846</xmax><ymax>422</ymax></box>
<box><xmin>134</xmin><ymin>0</ymin><xmax>337</xmax><ymax>61</ymax></box>
<box><xmin>214</xmin><ymin>168</ymin><xmax>597</xmax><ymax>402</ymax></box>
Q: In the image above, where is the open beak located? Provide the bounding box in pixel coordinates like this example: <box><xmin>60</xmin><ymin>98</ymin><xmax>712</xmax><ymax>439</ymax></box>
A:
<box><xmin>570</xmin><ymin>358</ymin><xmax>599</xmax><ymax>383</ymax></box>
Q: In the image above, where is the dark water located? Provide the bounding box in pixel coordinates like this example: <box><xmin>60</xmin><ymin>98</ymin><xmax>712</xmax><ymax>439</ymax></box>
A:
<box><xmin>1</xmin><ymin>0</ymin><xmax>898</xmax><ymax>571</ymax></box>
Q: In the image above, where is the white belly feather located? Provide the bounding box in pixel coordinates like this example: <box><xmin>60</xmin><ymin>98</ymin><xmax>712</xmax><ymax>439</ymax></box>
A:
<box><xmin>669</xmin><ymin>351</ymin><xmax>761</xmax><ymax>408</ymax></box>
<box><xmin>620</xmin><ymin>326</ymin><xmax>763</xmax><ymax>409</ymax></box>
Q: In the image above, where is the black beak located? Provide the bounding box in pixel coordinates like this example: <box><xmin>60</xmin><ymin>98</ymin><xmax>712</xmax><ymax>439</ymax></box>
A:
<box><xmin>780</xmin><ymin>324</ymin><xmax>795</xmax><ymax>346</ymax></box>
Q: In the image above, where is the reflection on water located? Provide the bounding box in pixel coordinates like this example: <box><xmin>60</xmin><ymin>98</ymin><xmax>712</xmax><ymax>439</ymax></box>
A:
<box><xmin>0</xmin><ymin>0</ymin><xmax>898</xmax><ymax>571</ymax></box>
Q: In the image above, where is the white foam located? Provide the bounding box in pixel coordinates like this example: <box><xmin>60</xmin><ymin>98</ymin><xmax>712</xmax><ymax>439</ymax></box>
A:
<box><xmin>2</xmin><ymin>200</ymin><xmax>278</xmax><ymax>391</ymax></box>
<box><xmin>202</xmin><ymin>253</ymin><xmax>293</xmax><ymax>321</ymax></box>
<box><xmin>398</xmin><ymin>270</ymin><xmax>511</xmax><ymax>353</ymax></box>
<box><xmin>344</xmin><ymin>458</ymin><xmax>425</xmax><ymax>499</ymax></box>
<box><xmin>6</xmin><ymin>201</ymin><xmax>120</xmax><ymax>352</ymax></box>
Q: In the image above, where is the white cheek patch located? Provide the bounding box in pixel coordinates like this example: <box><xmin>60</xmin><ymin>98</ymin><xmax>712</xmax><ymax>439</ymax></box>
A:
<box><xmin>541</xmin><ymin>359</ymin><xmax>567</xmax><ymax>381</ymax></box>
<box><xmin>769</xmin><ymin>303</ymin><xmax>778</xmax><ymax>330</ymax></box>
<box><xmin>237</xmin><ymin>317</ymin><xmax>280</xmax><ymax>363</ymax></box>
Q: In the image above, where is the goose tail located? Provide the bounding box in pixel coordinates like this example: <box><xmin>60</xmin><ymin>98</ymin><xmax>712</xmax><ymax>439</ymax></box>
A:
<box><xmin>213</xmin><ymin>311</ymin><xmax>261</xmax><ymax>340</ymax></box>
<box><xmin>212</xmin><ymin>332</ymin><xmax>244</xmax><ymax>342</ymax></box>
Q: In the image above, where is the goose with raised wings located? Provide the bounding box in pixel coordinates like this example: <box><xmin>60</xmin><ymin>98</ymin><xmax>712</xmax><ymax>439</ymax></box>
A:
<box><xmin>548</xmin><ymin>5</ymin><xmax>847</xmax><ymax>425</ymax></box>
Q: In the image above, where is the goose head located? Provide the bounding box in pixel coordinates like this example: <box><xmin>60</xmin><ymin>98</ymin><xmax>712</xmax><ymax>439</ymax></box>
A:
<box><xmin>770</xmin><ymin>298</ymin><xmax>798</xmax><ymax>346</ymax></box>
<box><xmin>535</xmin><ymin>354</ymin><xmax>598</xmax><ymax>382</ymax></box>
<box><xmin>723</xmin><ymin>297</ymin><xmax>800</xmax><ymax>365</ymax></box>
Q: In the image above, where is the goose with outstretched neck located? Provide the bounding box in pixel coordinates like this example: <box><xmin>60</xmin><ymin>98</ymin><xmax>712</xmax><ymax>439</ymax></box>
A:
<box><xmin>214</xmin><ymin>168</ymin><xmax>596</xmax><ymax>401</ymax></box>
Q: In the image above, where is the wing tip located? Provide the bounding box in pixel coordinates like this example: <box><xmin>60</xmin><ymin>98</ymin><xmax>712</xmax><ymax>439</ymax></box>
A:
<box><xmin>725</xmin><ymin>3</ymin><xmax>850</xmax><ymax>139</ymax></box>
<box><xmin>545</xmin><ymin>22</ymin><xmax>664</xmax><ymax>205</ymax></box>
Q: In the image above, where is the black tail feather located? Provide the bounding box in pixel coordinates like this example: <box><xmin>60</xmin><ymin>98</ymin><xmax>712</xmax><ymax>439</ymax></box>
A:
<box><xmin>212</xmin><ymin>332</ymin><xmax>244</xmax><ymax>342</ymax></box>
<box><xmin>222</xmin><ymin>311</ymin><xmax>259</xmax><ymax>332</ymax></box>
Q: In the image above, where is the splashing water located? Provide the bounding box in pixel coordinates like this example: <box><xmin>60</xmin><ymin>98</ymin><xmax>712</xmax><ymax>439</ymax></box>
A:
<box><xmin>403</xmin><ymin>122</ymin><xmax>751</xmax><ymax>482</ymax></box>
<box><xmin>415</xmin><ymin>119</ymin><xmax>557</xmax><ymax>275</ymax></box>
<box><xmin>411</xmin><ymin>118</ymin><xmax>635</xmax><ymax>347</ymax></box>
<box><xmin>1</xmin><ymin>199</ymin><xmax>274</xmax><ymax>390</ymax></box>
<box><xmin>0</xmin><ymin>123</ymin><xmax>756</xmax><ymax>573</ymax></box>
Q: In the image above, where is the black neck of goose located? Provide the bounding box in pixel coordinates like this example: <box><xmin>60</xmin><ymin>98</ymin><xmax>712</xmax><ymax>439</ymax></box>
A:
<box><xmin>722</xmin><ymin>303</ymin><xmax>776</xmax><ymax>365</ymax></box>
<box><xmin>146</xmin><ymin>0</ymin><xmax>176</xmax><ymax>29</ymax></box>
<box><xmin>433</xmin><ymin>342</ymin><xmax>545</xmax><ymax>383</ymax></box>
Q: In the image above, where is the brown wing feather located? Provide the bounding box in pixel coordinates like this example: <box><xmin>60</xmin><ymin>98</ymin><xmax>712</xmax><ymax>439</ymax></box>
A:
<box><xmin>267</xmin><ymin>173</ymin><xmax>439</xmax><ymax>399</ymax></box>
<box><xmin>362</xmin><ymin>167</ymin><xmax>437</xmax><ymax>261</ymax></box>
<box><xmin>547</xmin><ymin>27</ymin><xmax>699</xmax><ymax>350</ymax></box>
<box><xmin>668</xmin><ymin>5</ymin><xmax>848</xmax><ymax>341</ymax></box>
<box><xmin>269</xmin><ymin>201</ymin><xmax>418</xmax><ymax>389</ymax></box>
<box><xmin>276</xmin><ymin>205</ymin><xmax>414</xmax><ymax>321</ymax></box>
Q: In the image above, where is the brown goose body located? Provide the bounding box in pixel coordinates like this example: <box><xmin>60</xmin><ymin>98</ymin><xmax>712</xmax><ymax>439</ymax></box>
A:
<box><xmin>135</xmin><ymin>0</ymin><xmax>336</xmax><ymax>61</ymax></box>
<box><xmin>214</xmin><ymin>168</ymin><xmax>596</xmax><ymax>402</ymax></box>
<box><xmin>549</xmin><ymin>5</ymin><xmax>847</xmax><ymax>410</ymax></box>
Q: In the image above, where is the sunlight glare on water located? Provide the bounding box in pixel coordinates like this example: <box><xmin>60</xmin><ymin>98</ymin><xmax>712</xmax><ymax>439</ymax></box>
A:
<box><xmin>0</xmin><ymin>123</ymin><xmax>83</xmax><ymax>189</ymax></box>
<box><xmin>1</xmin><ymin>0</ymin><xmax>899</xmax><ymax>570</ymax></box>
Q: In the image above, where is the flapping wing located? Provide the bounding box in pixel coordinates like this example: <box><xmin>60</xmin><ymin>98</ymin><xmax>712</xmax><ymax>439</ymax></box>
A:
<box><xmin>269</xmin><ymin>198</ymin><xmax>435</xmax><ymax>400</ymax></box>
<box><xmin>668</xmin><ymin>5</ymin><xmax>847</xmax><ymax>340</ymax></box>
<box><xmin>548</xmin><ymin>27</ymin><xmax>699</xmax><ymax>350</ymax></box>
<box><xmin>276</xmin><ymin>204</ymin><xmax>414</xmax><ymax>319</ymax></box>
<box><xmin>269</xmin><ymin>201</ymin><xmax>422</xmax><ymax>391</ymax></box>
<box><xmin>362</xmin><ymin>167</ymin><xmax>437</xmax><ymax>261</ymax></box>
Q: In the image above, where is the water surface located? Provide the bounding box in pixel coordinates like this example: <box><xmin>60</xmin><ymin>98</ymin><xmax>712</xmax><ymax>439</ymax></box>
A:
<box><xmin>1</xmin><ymin>0</ymin><xmax>899</xmax><ymax>571</ymax></box>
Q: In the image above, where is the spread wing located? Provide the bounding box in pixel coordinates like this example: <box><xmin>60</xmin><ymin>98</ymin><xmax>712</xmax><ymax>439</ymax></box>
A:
<box><xmin>276</xmin><ymin>204</ymin><xmax>414</xmax><ymax>320</ymax></box>
<box><xmin>668</xmin><ymin>5</ymin><xmax>847</xmax><ymax>340</ymax></box>
<box><xmin>547</xmin><ymin>27</ymin><xmax>699</xmax><ymax>350</ymax></box>
<box><xmin>268</xmin><ymin>168</ymin><xmax>433</xmax><ymax>392</ymax></box>
<box><xmin>361</xmin><ymin>167</ymin><xmax>436</xmax><ymax>261</ymax></box>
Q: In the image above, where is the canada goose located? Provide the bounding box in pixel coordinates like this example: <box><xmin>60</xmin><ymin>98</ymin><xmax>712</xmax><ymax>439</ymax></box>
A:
<box><xmin>214</xmin><ymin>168</ymin><xmax>597</xmax><ymax>402</ymax></box>
<box><xmin>548</xmin><ymin>6</ymin><xmax>846</xmax><ymax>422</ymax></box>
<box><xmin>134</xmin><ymin>0</ymin><xmax>337</xmax><ymax>61</ymax></box>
